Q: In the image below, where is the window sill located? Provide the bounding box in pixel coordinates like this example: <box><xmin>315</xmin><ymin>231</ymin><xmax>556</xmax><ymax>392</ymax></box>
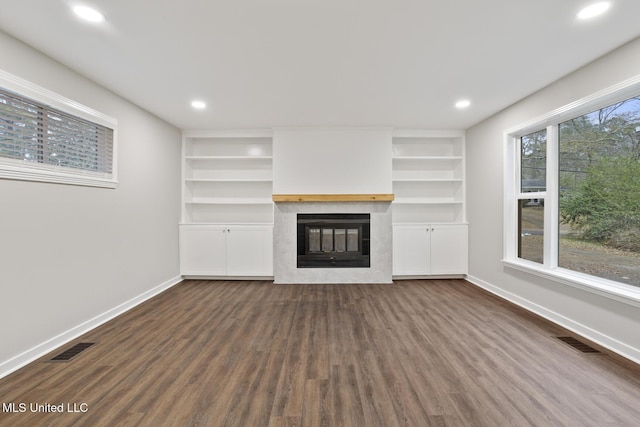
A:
<box><xmin>502</xmin><ymin>259</ymin><xmax>640</xmax><ymax>308</ymax></box>
<box><xmin>0</xmin><ymin>164</ymin><xmax>117</xmax><ymax>189</ymax></box>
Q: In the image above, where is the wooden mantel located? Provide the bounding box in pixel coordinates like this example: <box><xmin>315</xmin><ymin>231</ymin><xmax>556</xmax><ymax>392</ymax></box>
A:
<box><xmin>272</xmin><ymin>194</ymin><xmax>395</xmax><ymax>202</ymax></box>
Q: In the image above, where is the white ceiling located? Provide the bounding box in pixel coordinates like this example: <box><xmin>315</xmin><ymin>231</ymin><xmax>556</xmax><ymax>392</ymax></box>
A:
<box><xmin>1</xmin><ymin>0</ymin><xmax>640</xmax><ymax>131</ymax></box>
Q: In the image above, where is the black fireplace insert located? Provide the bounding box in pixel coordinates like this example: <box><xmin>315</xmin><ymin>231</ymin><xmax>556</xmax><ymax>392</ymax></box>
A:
<box><xmin>297</xmin><ymin>213</ymin><xmax>370</xmax><ymax>268</ymax></box>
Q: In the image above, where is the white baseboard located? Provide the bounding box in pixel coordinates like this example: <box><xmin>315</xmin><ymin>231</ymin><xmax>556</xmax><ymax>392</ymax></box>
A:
<box><xmin>182</xmin><ymin>275</ymin><xmax>274</xmax><ymax>281</ymax></box>
<box><xmin>466</xmin><ymin>274</ymin><xmax>640</xmax><ymax>365</ymax></box>
<box><xmin>0</xmin><ymin>275</ymin><xmax>183</xmax><ymax>379</ymax></box>
<box><xmin>392</xmin><ymin>274</ymin><xmax>466</xmax><ymax>280</ymax></box>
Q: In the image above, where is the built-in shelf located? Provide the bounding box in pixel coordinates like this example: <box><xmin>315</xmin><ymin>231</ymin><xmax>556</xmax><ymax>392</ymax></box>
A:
<box><xmin>393</xmin><ymin>156</ymin><xmax>463</xmax><ymax>160</ymax></box>
<box><xmin>391</xmin><ymin>131</ymin><xmax>468</xmax><ymax>277</ymax></box>
<box><xmin>185</xmin><ymin>178</ymin><xmax>273</xmax><ymax>182</ymax></box>
<box><xmin>391</xmin><ymin>131</ymin><xmax>466</xmax><ymax>224</ymax></box>
<box><xmin>185</xmin><ymin>156</ymin><xmax>273</xmax><ymax>160</ymax></box>
<box><xmin>182</xmin><ymin>131</ymin><xmax>274</xmax><ymax>224</ymax></box>
<box><xmin>394</xmin><ymin>198</ymin><xmax>463</xmax><ymax>204</ymax></box>
<box><xmin>180</xmin><ymin>131</ymin><xmax>275</xmax><ymax>278</ymax></box>
<box><xmin>186</xmin><ymin>198</ymin><xmax>274</xmax><ymax>205</ymax></box>
<box><xmin>392</xmin><ymin>178</ymin><xmax>464</xmax><ymax>182</ymax></box>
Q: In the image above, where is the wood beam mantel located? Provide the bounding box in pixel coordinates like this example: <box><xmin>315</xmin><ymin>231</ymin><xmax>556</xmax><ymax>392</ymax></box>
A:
<box><xmin>272</xmin><ymin>194</ymin><xmax>394</xmax><ymax>202</ymax></box>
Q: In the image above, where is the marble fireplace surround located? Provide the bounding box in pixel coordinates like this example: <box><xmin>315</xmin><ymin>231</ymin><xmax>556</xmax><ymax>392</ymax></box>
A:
<box><xmin>273</xmin><ymin>195</ymin><xmax>393</xmax><ymax>284</ymax></box>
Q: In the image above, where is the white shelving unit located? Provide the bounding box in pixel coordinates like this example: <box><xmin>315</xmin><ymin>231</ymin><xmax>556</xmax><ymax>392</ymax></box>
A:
<box><xmin>182</xmin><ymin>130</ymin><xmax>274</xmax><ymax>225</ymax></box>
<box><xmin>392</xmin><ymin>130</ymin><xmax>466</xmax><ymax>224</ymax></box>
<box><xmin>180</xmin><ymin>130</ymin><xmax>274</xmax><ymax>278</ymax></box>
<box><xmin>391</xmin><ymin>130</ymin><xmax>468</xmax><ymax>277</ymax></box>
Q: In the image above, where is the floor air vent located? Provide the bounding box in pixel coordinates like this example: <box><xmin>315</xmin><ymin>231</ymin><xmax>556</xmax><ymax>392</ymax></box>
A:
<box><xmin>48</xmin><ymin>342</ymin><xmax>95</xmax><ymax>362</ymax></box>
<box><xmin>556</xmin><ymin>336</ymin><xmax>602</xmax><ymax>354</ymax></box>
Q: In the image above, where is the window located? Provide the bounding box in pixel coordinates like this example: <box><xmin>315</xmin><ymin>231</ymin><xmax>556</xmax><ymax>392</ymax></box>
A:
<box><xmin>558</xmin><ymin>98</ymin><xmax>640</xmax><ymax>284</ymax></box>
<box><xmin>0</xmin><ymin>70</ymin><xmax>117</xmax><ymax>188</ymax></box>
<box><xmin>505</xmin><ymin>75</ymin><xmax>640</xmax><ymax>300</ymax></box>
<box><xmin>518</xmin><ymin>129</ymin><xmax>546</xmax><ymax>264</ymax></box>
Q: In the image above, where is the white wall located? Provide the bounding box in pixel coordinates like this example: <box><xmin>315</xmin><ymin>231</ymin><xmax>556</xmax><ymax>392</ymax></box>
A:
<box><xmin>466</xmin><ymin>36</ymin><xmax>640</xmax><ymax>362</ymax></box>
<box><xmin>0</xmin><ymin>31</ymin><xmax>182</xmax><ymax>375</ymax></box>
<box><xmin>273</xmin><ymin>128</ymin><xmax>392</xmax><ymax>194</ymax></box>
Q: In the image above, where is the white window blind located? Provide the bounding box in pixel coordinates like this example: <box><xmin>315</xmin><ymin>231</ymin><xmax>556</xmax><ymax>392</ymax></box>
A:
<box><xmin>0</xmin><ymin>73</ymin><xmax>117</xmax><ymax>188</ymax></box>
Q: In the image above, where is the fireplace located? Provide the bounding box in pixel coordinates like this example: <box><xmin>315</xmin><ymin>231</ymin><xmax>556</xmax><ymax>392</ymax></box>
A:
<box><xmin>274</xmin><ymin>201</ymin><xmax>392</xmax><ymax>283</ymax></box>
<box><xmin>297</xmin><ymin>213</ymin><xmax>370</xmax><ymax>268</ymax></box>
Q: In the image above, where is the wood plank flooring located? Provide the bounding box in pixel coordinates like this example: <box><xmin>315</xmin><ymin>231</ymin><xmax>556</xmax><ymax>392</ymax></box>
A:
<box><xmin>1</xmin><ymin>279</ymin><xmax>640</xmax><ymax>426</ymax></box>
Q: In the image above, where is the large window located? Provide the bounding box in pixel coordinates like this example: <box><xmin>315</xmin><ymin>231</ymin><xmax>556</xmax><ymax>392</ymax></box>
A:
<box><xmin>558</xmin><ymin>97</ymin><xmax>640</xmax><ymax>285</ymax></box>
<box><xmin>0</xmin><ymin>71</ymin><xmax>117</xmax><ymax>188</ymax></box>
<box><xmin>506</xmin><ymin>78</ymin><xmax>640</xmax><ymax>296</ymax></box>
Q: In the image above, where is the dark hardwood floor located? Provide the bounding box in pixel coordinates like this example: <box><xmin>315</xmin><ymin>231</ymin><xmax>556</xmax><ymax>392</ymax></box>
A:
<box><xmin>1</xmin><ymin>279</ymin><xmax>640</xmax><ymax>426</ymax></box>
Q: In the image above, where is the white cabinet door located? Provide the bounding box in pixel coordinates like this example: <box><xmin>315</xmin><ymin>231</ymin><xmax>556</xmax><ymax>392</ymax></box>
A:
<box><xmin>393</xmin><ymin>224</ymin><xmax>468</xmax><ymax>276</ymax></box>
<box><xmin>180</xmin><ymin>224</ymin><xmax>273</xmax><ymax>276</ymax></box>
<box><xmin>226</xmin><ymin>226</ymin><xmax>273</xmax><ymax>276</ymax></box>
<box><xmin>180</xmin><ymin>225</ymin><xmax>227</xmax><ymax>275</ymax></box>
<box><xmin>430</xmin><ymin>224</ymin><xmax>468</xmax><ymax>275</ymax></box>
<box><xmin>392</xmin><ymin>225</ymin><xmax>431</xmax><ymax>275</ymax></box>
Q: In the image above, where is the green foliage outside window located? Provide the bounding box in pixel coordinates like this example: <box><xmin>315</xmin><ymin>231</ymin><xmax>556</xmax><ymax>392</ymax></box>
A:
<box><xmin>561</xmin><ymin>156</ymin><xmax>640</xmax><ymax>252</ymax></box>
<box><xmin>559</xmin><ymin>97</ymin><xmax>640</xmax><ymax>254</ymax></box>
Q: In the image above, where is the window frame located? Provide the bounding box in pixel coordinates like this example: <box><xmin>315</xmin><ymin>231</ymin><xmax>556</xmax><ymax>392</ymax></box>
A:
<box><xmin>516</xmin><ymin>128</ymin><xmax>549</xmax><ymax>264</ymax></box>
<box><xmin>503</xmin><ymin>74</ymin><xmax>640</xmax><ymax>308</ymax></box>
<box><xmin>0</xmin><ymin>69</ymin><xmax>117</xmax><ymax>188</ymax></box>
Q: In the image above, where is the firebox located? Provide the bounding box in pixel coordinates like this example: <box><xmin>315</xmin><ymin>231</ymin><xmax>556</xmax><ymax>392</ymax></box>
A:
<box><xmin>297</xmin><ymin>213</ymin><xmax>370</xmax><ymax>268</ymax></box>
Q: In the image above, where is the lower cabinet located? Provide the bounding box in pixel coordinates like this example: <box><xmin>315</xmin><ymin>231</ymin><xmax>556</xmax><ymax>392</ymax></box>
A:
<box><xmin>392</xmin><ymin>224</ymin><xmax>468</xmax><ymax>276</ymax></box>
<box><xmin>179</xmin><ymin>224</ymin><xmax>273</xmax><ymax>277</ymax></box>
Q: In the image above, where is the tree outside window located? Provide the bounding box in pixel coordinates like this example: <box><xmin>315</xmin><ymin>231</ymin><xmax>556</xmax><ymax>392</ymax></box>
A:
<box><xmin>558</xmin><ymin>97</ymin><xmax>640</xmax><ymax>285</ymax></box>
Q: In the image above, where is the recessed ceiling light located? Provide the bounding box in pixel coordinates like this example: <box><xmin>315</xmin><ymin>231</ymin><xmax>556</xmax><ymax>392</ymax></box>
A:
<box><xmin>191</xmin><ymin>100</ymin><xmax>207</xmax><ymax>110</ymax></box>
<box><xmin>73</xmin><ymin>5</ymin><xmax>105</xmax><ymax>23</ymax></box>
<box><xmin>577</xmin><ymin>2</ymin><xmax>610</xmax><ymax>20</ymax></box>
<box><xmin>455</xmin><ymin>99</ymin><xmax>471</xmax><ymax>109</ymax></box>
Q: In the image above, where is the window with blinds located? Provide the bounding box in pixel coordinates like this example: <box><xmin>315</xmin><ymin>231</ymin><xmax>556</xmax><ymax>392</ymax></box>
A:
<box><xmin>0</xmin><ymin>77</ymin><xmax>117</xmax><ymax>188</ymax></box>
